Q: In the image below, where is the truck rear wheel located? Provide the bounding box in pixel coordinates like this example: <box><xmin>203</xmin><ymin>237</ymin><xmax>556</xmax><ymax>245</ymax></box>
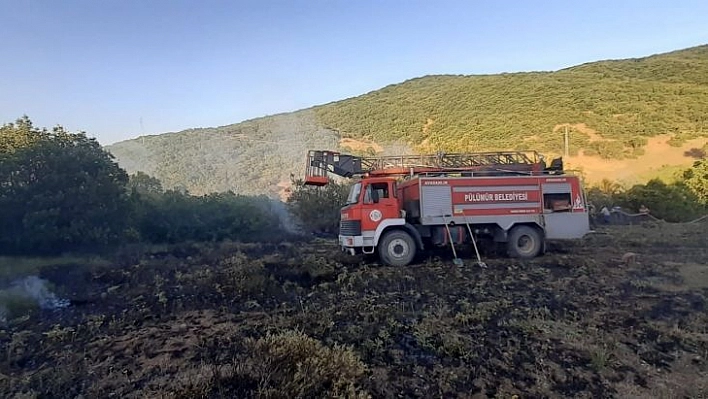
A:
<box><xmin>379</xmin><ymin>230</ymin><xmax>416</xmax><ymax>267</ymax></box>
<box><xmin>507</xmin><ymin>225</ymin><xmax>543</xmax><ymax>259</ymax></box>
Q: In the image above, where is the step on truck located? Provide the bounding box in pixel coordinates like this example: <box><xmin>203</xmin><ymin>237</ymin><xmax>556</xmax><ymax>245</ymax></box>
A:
<box><xmin>303</xmin><ymin>149</ymin><xmax>590</xmax><ymax>266</ymax></box>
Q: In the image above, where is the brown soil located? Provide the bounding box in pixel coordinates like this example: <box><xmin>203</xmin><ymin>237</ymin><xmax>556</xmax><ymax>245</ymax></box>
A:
<box><xmin>422</xmin><ymin>118</ymin><xmax>435</xmax><ymax>135</ymax></box>
<box><xmin>276</xmin><ymin>179</ymin><xmax>292</xmax><ymax>202</ymax></box>
<box><xmin>340</xmin><ymin>138</ymin><xmax>384</xmax><ymax>153</ymax></box>
<box><xmin>565</xmin><ymin>134</ymin><xmax>707</xmax><ymax>185</ymax></box>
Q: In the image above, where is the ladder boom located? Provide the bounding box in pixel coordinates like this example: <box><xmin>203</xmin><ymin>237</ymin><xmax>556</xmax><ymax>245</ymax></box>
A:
<box><xmin>304</xmin><ymin>149</ymin><xmax>562</xmax><ymax>185</ymax></box>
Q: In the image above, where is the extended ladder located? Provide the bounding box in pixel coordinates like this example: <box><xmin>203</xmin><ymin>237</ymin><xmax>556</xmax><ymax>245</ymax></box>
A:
<box><xmin>304</xmin><ymin>149</ymin><xmax>561</xmax><ymax>185</ymax></box>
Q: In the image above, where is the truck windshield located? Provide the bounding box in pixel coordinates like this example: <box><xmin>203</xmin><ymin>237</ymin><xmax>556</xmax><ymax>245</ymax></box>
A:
<box><xmin>346</xmin><ymin>182</ymin><xmax>362</xmax><ymax>205</ymax></box>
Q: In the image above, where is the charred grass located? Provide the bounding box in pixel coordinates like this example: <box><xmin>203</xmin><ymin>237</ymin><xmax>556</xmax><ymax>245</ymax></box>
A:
<box><xmin>1</xmin><ymin>223</ymin><xmax>707</xmax><ymax>398</ymax></box>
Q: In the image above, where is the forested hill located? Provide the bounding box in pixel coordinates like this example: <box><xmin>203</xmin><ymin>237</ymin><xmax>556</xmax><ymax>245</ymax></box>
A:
<box><xmin>105</xmin><ymin>112</ymin><xmax>341</xmax><ymax>198</ymax></box>
<box><xmin>106</xmin><ymin>44</ymin><xmax>708</xmax><ymax>197</ymax></box>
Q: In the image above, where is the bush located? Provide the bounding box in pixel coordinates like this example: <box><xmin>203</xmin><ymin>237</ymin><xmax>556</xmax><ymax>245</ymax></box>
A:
<box><xmin>617</xmin><ymin>179</ymin><xmax>705</xmax><ymax>222</ymax></box>
<box><xmin>286</xmin><ymin>179</ymin><xmax>350</xmax><ymax>235</ymax></box>
<box><xmin>219</xmin><ymin>253</ymin><xmax>268</xmax><ymax>298</ymax></box>
<box><xmin>0</xmin><ymin>117</ymin><xmax>130</xmax><ymax>255</ymax></box>
<box><xmin>682</xmin><ymin>159</ymin><xmax>708</xmax><ymax>205</ymax></box>
<box><xmin>236</xmin><ymin>330</ymin><xmax>368</xmax><ymax>398</ymax></box>
<box><xmin>131</xmin><ymin>189</ymin><xmax>288</xmax><ymax>244</ymax></box>
<box><xmin>588</xmin><ymin>140</ymin><xmax>626</xmax><ymax>159</ymax></box>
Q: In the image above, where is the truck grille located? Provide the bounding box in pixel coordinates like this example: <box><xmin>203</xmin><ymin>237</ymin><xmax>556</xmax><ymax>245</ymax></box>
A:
<box><xmin>340</xmin><ymin>220</ymin><xmax>361</xmax><ymax>236</ymax></box>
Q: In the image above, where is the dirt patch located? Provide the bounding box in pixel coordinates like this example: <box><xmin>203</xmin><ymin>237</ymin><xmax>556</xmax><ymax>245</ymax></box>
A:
<box><xmin>340</xmin><ymin>138</ymin><xmax>383</xmax><ymax>153</ymax></box>
<box><xmin>564</xmin><ymin>134</ymin><xmax>707</xmax><ymax>185</ymax></box>
<box><xmin>276</xmin><ymin>179</ymin><xmax>292</xmax><ymax>202</ymax></box>
<box><xmin>422</xmin><ymin>118</ymin><xmax>435</xmax><ymax>135</ymax></box>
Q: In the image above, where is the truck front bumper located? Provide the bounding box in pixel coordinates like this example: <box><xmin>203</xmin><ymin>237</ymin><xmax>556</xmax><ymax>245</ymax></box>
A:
<box><xmin>339</xmin><ymin>235</ymin><xmax>363</xmax><ymax>254</ymax></box>
<box><xmin>339</xmin><ymin>233</ymin><xmax>375</xmax><ymax>255</ymax></box>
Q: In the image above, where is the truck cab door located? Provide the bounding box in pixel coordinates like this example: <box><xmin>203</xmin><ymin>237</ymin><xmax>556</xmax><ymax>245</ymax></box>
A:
<box><xmin>361</xmin><ymin>181</ymin><xmax>399</xmax><ymax>231</ymax></box>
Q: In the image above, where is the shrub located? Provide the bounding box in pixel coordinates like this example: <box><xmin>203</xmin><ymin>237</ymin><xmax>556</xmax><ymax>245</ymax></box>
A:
<box><xmin>131</xmin><ymin>189</ymin><xmax>288</xmax><ymax>244</ymax></box>
<box><xmin>682</xmin><ymin>159</ymin><xmax>708</xmax><ymax>205</ymax></box>
<box><xmin>286</xmin><ymin>179</ymin><xmax>350</xmax><ymax>235</ymax></box>
<box><xmin>0</xmin><ymin>117</ymin><xmax>130</xmax><ymax>255</ymax></box>
<box><xmin>588</xmin><ymin>140</ymin><xmax>626</xmax><ymax>159</ymax></box>
<box><xmin>235</xmin><ymin>330</ymin><xmax>368</xmax><ymax>398</ymax></box>
<box><xmin>617</xmin><ymin>179</ymin><xmax>704</xmax><ymax>222</ymax></box>
<box><xmin>219</xmin><ymin>253</ymin><xmax>267</xmax><ymax>297</ymax></box>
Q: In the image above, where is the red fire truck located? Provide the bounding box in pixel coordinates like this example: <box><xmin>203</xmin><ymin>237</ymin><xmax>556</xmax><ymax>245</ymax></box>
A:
<box><xmin>304</xmin><ymin>150</ymin><xmax>590</xmax><ymax>266</ymax></box>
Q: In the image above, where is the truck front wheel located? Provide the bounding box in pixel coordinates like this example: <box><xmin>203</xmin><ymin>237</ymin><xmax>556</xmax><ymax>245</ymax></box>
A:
<box><xmin>379</xmin><ymin>230</ymin><xmax>416</xmax><ymax>267</ymax></box>
<box><xmin>507</xmin><ymin>225</ymin><xmax>543</xmax><ymax>259</ymax></box>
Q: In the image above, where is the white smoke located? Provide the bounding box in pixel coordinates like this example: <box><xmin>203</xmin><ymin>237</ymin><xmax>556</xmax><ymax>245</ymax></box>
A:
<box><xmin>10</xmin><ymin>276</ymin><xmax>71</xmax><ymax>310</ymax></box>
<box><xmin>0</xmin><ymin>276</ymin><xmax>70</xmax><ymax>324</ymax></box>
<box><xmin>267</xmin><ymin>198</ymin><xmax>304</xmax><ymax>236</ymax></box>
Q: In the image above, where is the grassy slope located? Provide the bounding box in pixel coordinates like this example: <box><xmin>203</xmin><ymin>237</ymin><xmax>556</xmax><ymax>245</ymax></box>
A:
<box><xmin>314</xmin><ymin>45</ymin><xmax>708</xmax><ymax>156</ymax></box>
<box><xmin>106</xmin><ymin>45</ymin><xmax>708</xmax><ymax>195</ymax></box>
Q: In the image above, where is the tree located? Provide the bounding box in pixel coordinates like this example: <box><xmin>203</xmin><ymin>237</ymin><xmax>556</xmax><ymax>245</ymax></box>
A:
<box><xmin>286</xmin><ymin>179</ymin><xmax>350</xmax><ymax>235</ymax></box>
<box><xmin>597</xmin><ymin>178</ymin><xmax>624</xmax><ymax>196</ymax></box>
<box><xmin>586</xmin><ymin>178</ymin><xmax>625</xmax><ymax>209</ymax></box>
<box><xmin>682</xmin><ymin>160</ymin><xmax>708</xmax><ymax>205</ymax></box>
<box><xmin>617</xmin><ymin>179</ymin><xmax>703</xmax><ymax>222</ymax></box>
<box><xmin>127</xmin><ymin>171</ymin><xmax>164</xmax><ymax>197</ymax></box>
<box><xmin>0</xmin><ymin>115</ymin><xmax>41</xmax><ymax>153</ymax></box>
<box><xmin>0</xmin><ymin>117</ymin><xmax>130</xmax><ymax>254</ymax></box>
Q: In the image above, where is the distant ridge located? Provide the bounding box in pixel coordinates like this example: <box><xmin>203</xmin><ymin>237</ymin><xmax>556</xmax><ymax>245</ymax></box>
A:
<box><xmin>106</xmin><ymin>44</ymin><xmax>708</xmax><ymax>197</ymax></box>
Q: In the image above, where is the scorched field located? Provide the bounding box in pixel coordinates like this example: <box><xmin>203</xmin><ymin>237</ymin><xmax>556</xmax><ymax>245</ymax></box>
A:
<box><xmin>1</xmin><ymin>222</ymin><xmax>707</xmax><ymax>398</ymax></box>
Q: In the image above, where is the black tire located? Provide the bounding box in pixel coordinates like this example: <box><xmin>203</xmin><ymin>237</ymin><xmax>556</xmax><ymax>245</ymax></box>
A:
<box><xmin>378</xmin><ymin>230</ymin><xmax>416</xmax><ymax>267</ymax></box>
<box><xmin>507</xmin><ymin>225</ymin><xmax>543</xmax><ymax>259</ymax></box>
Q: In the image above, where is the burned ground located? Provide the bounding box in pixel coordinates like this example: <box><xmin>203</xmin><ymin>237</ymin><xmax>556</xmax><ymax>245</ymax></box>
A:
<box><xmin>1</xmin><ymin>222</ymin><xmax>707</xmax><ymax>398</ymax></box>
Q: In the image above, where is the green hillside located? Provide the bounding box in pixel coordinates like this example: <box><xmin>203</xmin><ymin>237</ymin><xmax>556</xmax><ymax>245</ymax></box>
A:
<box><xmin>106</xmin><ymin>45</ymin><xmax>708</xmax><ymax>196</ymax></box>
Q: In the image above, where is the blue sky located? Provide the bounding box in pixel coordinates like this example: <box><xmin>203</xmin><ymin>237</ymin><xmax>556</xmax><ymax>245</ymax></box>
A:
<box><xmin>1</xmin><ymin>0</ymin><xmax>706</xmax><ymax>145</ymax></box>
